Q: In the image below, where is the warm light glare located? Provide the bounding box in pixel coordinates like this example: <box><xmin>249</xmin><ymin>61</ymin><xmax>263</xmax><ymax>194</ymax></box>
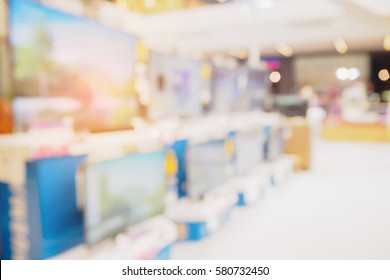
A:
<box><xmin>269</xmin><ymin>71</ymin><xmax>281</xmax><ymax>83</ymax></box>
<box><xmin>334</xmin><ymin>37</ymin><xmax>348</xmax><ymax>54</ymax></box>
<box><xmin>275</xmin><ymin>43</ymin><xmax>293</xmax><ymax>57</ymax></box>
<box><xmin>130</xmin><ymin>116</ymin><xmax>144</xmax><ymax>129</ymax></box>
<box><xmin>384</xmin><ymin>35</ymin><xmax>390</xmax><ymax>51</ymax></box>
<box><xmin>117</xmin><ymin>0</ymin><xmax>130</xmax><ymax>9</ymax></box>
<box><xmin>226</xmin><ymin>50</ymin><xmax>248</xmax><ymax>60</ymax></box>
<box><xmin>145</xmin><ymin>0</ymin><xmax>156</xmax><ymax>8</ymax></box>
<box><xmin>217</xmin><ymin>0</ymin><xmax>227</xmax><ymax>3</ymax></box>
<box><xmin>378</xmin><ymin>69</ymin><xmax>390</xmax><ymax>82</ymax></box>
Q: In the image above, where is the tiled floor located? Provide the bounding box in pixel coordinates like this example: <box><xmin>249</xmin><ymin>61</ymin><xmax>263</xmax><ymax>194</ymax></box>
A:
<box><xmin>172</xmin><ymin>140</ymin><xmax>390</xmax><ymax>259</ymax></box>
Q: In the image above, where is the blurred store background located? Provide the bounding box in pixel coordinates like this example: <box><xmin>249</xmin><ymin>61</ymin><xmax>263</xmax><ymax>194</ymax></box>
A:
<box><xmin>0</xmin><ymin>0</ymin><xmax>389</xmax><ymax>260</ymax></box>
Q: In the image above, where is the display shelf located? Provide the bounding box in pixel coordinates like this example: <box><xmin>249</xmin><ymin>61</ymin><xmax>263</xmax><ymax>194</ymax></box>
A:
<box><xmin>165</xmin><ymin>189</ymin><xmax>236</xmax><ymax>241</ymax></box>
<box><xmin>51</xmin><ymin>215</ymin><xmax>177</xmax><ymax>260</ymax></box>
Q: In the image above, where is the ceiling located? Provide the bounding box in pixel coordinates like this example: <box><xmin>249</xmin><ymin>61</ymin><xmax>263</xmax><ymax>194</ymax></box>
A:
<box><xmin>140</xmin><ymin>0</ymin><xmax>390</xmax><ymax>56</ymax></box>
<box><xmin>42</xmin><ymin>0</ymin><xmax>390</xmax><ymax>57</ymax></box>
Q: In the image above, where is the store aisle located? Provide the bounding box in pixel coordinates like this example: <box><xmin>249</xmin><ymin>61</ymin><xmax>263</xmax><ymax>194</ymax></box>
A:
<box><xmin>172</xmin><ymin>141</ymin><xmax>390</xmax><ymax>259</ymax></box>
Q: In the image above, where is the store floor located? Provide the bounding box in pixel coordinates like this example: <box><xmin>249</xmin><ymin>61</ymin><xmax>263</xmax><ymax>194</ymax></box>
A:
<box><xmin>172</xmin><ymin>140</ymin><xmax>390</xmax><ymax>259</ymax></box>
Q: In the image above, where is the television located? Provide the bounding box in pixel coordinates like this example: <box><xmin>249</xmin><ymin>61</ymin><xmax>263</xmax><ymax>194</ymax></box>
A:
<box><xmin>234</xmin><ymin>130</ymin><xmax>263</xmax><ymax>175</ymax></box>
<box><xmin>264</xmin><ymin>126</ymin><xmax>285</xmax><ymax>161</ymax></box>
<box><xmin>83</xmin><ymin>151</ymin><xmax>166</xmax><ymax>245</ymax></box>
<box><xmin>149</xmin><ymin>52</ymin><xmax>201</xmax><ymax>119</ymax></box>
<box><xmin>246</xmin><ymin>69</ymin><xmax>269</xmax><ymax>109</ymax></box>
<box><xmin>210</xmin><ymin>66</ymin><xmax>239</xmax><ymax>113</ymax></box>
<box><xmin>274</xmin><ymin>94</ymin><xmax>308</xmax><ymax>117</ymax></box>
<box><xmin>185</xmin><ymin>140</ymin><xmax>229</xmax><ymax>198</ymax></box>
<box><xmin>10</xmin><ymin>0</ymin><xmax>137</xmax><ymax>132</ymax></box>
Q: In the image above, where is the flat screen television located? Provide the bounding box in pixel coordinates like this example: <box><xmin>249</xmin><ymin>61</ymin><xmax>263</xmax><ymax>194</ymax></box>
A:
<box><xmin>234</xmin><ymin>130</ymin><xmax>263</xmax><ymax>175</ymax></box>
<box><xmin>185</xmin><ymin>139</ymin><xmax>229</xmax><ymax>198</ymax></box>
<box><xmin>273</xmin><ymin>94</ymin><xmax>308</xmax><ymax>117</ymax></box>
<box><xmin>247</xmin><ymin>69</ymin><xmax>269</xmax><ymax>109</ymax></box>
<box><xmin>264</xmin><ymin>126</ymin><xmax>285</xmax><ymax>161</ymax></box>
<box><xmin>83</xmin><ymin>151</ymin><xmax>166</xmax><ymax>245</ymax></box>
<box><xmin>10</xmin><ymin>0</ymin><xmax>137</xmax><ymax>132</ymax></box>
<box><xmin>210</xmin><ymin>66</ymin><xmax>239</xmax><ymax>113</ymax></box>
<box><xmin>149</xmin><ymin>52</ymin><xmax>201</xmax><ymax>119</ymax></box>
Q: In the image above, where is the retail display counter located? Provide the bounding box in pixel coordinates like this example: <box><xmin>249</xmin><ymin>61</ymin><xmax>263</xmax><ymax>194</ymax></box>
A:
<box><xmin>322</xmin><ymin>118</ymin><xmax>389</xmax><ymax>142</ymax></box>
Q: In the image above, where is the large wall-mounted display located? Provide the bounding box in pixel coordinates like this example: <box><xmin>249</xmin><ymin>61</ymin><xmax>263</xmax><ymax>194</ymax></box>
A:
<box><xmin>149</xmin><ymin>52</ymin><xmax>201</xmax><ymax>119</ymax></box>
<box><xmin>83</xmin><ymin>151</ymin><xmax>166</xmax><ymax>245</ymax></box>
<box><xmin>10</xmin><ymin>0</ymin><xmax>137</xmax><ymax>132</ymax></box>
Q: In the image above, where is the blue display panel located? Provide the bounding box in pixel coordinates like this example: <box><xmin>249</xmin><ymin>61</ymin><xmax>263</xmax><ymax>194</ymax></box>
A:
<box><xmin>26</xmin><ymin>155</ymin><xmax>86</xmax><ymax>259</ymax></box>
<box><xmin>1</xmin><ymin>156</ymin><xmax>85</xmax><ymax>260</ymax></box>
<box><xmin>171</xmin><ymin>140</ymin><xmax>188</xmax><ymax>198</ymax></box>
<box><xmin>0</xmin><ymin>183</ymin><xmax>11</xmax><ymax>260</ymax></box>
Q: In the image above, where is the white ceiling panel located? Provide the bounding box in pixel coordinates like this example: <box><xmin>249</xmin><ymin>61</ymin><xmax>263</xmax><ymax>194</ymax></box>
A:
<box><xmin>48</xmin><ymin>0</ymin><xmax>390</xmax><ymax>55</ymax></box>
<box><xmin>347</xmin><ymin>0</ymin><xmax>390</xmax><ymax>16</ymax></box>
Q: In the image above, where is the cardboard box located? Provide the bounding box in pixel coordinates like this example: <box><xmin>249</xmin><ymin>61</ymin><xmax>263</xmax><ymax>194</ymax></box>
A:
<box><xmin>284</xmin><ymin>117</ymin><xmax>312</xmax><ymax>170</ymax></box>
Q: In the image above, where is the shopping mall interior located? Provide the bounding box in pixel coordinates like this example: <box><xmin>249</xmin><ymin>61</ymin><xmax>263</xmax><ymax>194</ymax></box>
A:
<box><xmin>0</xmin><ymin>0</ymin><xmax>389</xmax><ymax>260</ymax></box>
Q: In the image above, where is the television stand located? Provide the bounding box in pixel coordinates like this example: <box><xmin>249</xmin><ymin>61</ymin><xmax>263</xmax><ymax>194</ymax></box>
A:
<box><xmin>51</xmin><ymin>215</ymin><xmax>177</xmax><ymax>260</ymax></box>
<box><xmin>165</xmin><ymin>190</ymin><xmax>236</xmax><ymax>241</ymax></box>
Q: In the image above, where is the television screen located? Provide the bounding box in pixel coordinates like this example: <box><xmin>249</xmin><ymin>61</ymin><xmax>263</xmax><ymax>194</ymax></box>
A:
<box><xmin>149</xmin><ymin>52</ymin><xmax>201</xmax><ymax>119</ymax></box>
<box><xmin>247</xmin><ymin>69</ymin><xmax>268</xmax><ymax>109</ymax></box>
<box><xmin>83</xmin><ymin>151</ymin><xmax>166</xmax><ymax>245</ymax></box>
<box><xmin>235</xmin><ymin>130</ymin><xmax>263</xmax><ymax>175</ymax></box>
<box><xmin>274</xmin><ymin>94</ymin><xmax>308</xmax><ymax>117</ymax></box>
<box><xmin>264</xmin><ymin>126</ymin><xmax>285</xmax><ymax>161</ymax></box>
<box><xmin>10</xmin><ymin>0</ymin><xmax>137</xmax><ymax>132</ymax></box>
<box><xmin>210</xmin><ymin>66</ymin><xmax>239</xmax><ymax>113</ymax></box>
<box><xmin>185</xmin><ymin>140</ymin><xmax>229</xmax><ymax>198</ymax></box>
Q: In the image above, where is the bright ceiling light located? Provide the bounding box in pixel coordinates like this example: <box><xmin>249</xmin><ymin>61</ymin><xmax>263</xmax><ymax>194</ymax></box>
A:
<box><xmin>336</xmin><ymin>67</ymin><xmax>360</xmax><ymax>81</ymax></box>
<box><xmin>217</xmin><ymin>0</ymin><xmax>227</xmax><ymax>3</ymax></box>
<box><xmin>336</xmin><ymin>67</ymin><xmax>348</xmax><ymax>81</ymax></box>
<box><xmin>334</xmin><ymin>37</ymin><xmax>348</xmax><ymax>54</ymax></box>
<box><xmin>269</xmin><ymin>71</ymin><xmax>281</xmax><ymax>83</ymax></box>
<box><xmin>384</xmin><ymin>34</ymin><xmax>390</xmax><ymax>51</ymax></box>
<box><xmin>378</xmin><ymin>69</ymin><xmax>390</xmax><ymax>81</ymax></box>
<box><xmin>348</xmin><ymin>68</ymin><xmax>360</xmax><ymax>81</ymax></box>
<box><xmin>275</xmin><ymin>43</ymin><xmax>293</xmax><ymax>57</ymax></box>
<box><xmin>255</xmin><ymin>0</ymin><xmax>276</xmax><ymax>9</ymax></box>
<box><xmin>145</xmin><ymin>0</ymin><xmax>155</xmax><ymax>8</ymax></box>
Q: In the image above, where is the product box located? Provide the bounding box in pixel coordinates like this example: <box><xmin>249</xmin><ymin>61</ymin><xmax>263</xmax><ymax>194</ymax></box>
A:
<box><xmin>284</xmin><ymin>117</ymin><xmax>312</xmax><ymax>170</ymax></box>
